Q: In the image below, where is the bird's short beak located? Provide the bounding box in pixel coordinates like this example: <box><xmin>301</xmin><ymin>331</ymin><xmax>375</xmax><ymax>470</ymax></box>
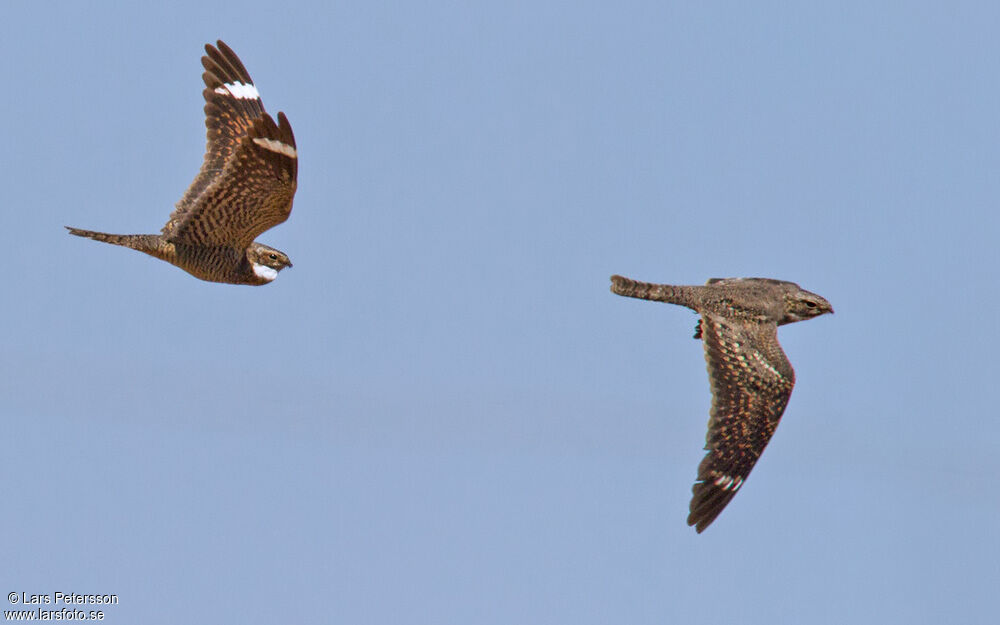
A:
<box><xmin>287</xmin><ymin>261</ymin><xmax>293</xmax><ymax>268</ymax></box>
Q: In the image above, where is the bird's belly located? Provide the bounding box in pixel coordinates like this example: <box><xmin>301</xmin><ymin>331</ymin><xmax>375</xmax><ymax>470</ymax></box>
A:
<box><xmin>173</xmin><ymin>246</ymin><xmax>248</xmax><ymax>284</ymax></box>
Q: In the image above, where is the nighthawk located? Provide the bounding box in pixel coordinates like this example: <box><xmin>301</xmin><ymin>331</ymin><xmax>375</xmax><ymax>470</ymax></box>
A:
<box><xmin>67</xmin><ymin>41</ymin><xmax>297</xmax><ymax>285</ymax></box>
<box><xmin>610</xmin><ymin>274</ymin><xmax>833</xmax><ymax>532</ymax></box>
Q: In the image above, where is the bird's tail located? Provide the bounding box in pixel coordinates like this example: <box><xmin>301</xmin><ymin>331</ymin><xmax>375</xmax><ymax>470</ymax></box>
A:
<box><xmin>610</xmin><ymin>275</ymin><xmax>693</xmax><ymax>306</ymax></box>
<box><xmin>65</xmin><ymin>227</ymin><xmax>172</xmax><ymax>263</ymax></box>
<box><xmin>66</xmin><ymin>227</ymin><xmax>158</xmax><ymax>250</ymax></box>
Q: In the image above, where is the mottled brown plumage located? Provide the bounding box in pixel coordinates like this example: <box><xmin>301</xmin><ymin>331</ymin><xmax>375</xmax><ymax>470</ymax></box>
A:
<box><xmin>67</xmin><ymin>41</ymin><xmax>297</xmax><ymax>285</ymax></box>
<box><xmin>610</xmin><ymin>274</ymin><xmax>833</xmax><ymax>532</ymax></box>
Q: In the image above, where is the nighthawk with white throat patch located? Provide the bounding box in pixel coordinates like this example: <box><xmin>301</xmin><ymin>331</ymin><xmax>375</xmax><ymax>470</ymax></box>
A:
<box><xmin>67</xmin><ymin>41</ymin><xmax>298</xmax><ymax>285</ymax></box>
<box><xmin>610</xmin><ymin>275</ymin><xmax>833</xmax><ymax>532</ymax></box>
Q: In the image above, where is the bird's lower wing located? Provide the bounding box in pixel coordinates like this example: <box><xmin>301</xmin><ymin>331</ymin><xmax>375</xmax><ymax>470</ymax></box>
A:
<box><xmin>688</xmin><ymin>315</ymin><xmax>795</xmax><ymax>532</ymax></box>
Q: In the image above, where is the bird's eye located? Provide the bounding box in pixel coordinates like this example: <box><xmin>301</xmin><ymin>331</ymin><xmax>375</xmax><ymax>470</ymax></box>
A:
<box><xmin>269</xmin><ymin>254</ymin><xmax>278</xmax><ymax>260</ymax></box>
<box><xmin>804</xmin><ymin>301</ymin><xmax>817</xmax><ymax>308</ymax></box>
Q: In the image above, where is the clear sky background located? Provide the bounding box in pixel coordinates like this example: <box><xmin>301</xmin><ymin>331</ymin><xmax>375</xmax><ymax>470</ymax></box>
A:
<box><xmin>2</xmin><ymin>2</ymin><xmax>998</xmax><ymax>623</ymax></box>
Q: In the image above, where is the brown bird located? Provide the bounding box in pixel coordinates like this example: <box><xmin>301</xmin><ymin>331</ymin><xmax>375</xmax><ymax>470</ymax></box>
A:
<box><xmin>610</xmin><ymin>274</ymin><xmax>833</xmax><ymax>532</ymax></box>
<box><xmin>67</xmin><ymin>41</ymin><xmax>297</xmax><ymax>285</ymax></box>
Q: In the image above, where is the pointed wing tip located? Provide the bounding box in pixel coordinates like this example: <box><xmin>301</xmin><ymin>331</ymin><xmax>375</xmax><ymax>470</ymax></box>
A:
<box><xmin>201</xmin><ymin>40</ymin><xmax>254</xmax><ymax>90</ymax></box>
<box><xmin>687</xmin><ymin>479</ymin><xmax>740</xmax><ymax>533</ymax></box>
<box><xmin>203</xmin><ymin>41</ymin><xmax>223</xmax><ymax>63</ymax></box>
<box><xmin>246</xmin><ymin>113</ymin><xmax>297</xmax><ymax>158</ymax></box>
<box><xmin>686</xmin><ymin>508</ymin><xmax>719</xmax><ymax>533</ymax></box>
<box><xmin>206</xmin><ymin>40</ymin><xmax>230</xmax><ymax>54</ymax></box>
<box><xmin>275</xmin><ymin>111</ymin><xmax>296</xmax><ymax>147</ymax></box>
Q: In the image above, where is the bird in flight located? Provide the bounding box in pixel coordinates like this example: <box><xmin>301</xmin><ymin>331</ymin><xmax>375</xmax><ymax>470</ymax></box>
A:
<box><xmin>67</xmin><ymin>41</ymin><xmax>298</xmax><ymax>285</ymax></box>
<box><xmin>610</xmin><ymin>274</ymin><xmax>833</xmax><ymax>532</ymax></box>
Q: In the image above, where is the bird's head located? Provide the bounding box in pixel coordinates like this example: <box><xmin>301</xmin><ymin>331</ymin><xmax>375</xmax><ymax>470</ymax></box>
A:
<box><xmin>247</xmin><ymin>243</ymin><xmax>292</xmax><ymax>282</ymax></box>
<box><xmin>781</xmin><ymin>285</ymin><xmax>833</xmax><ymax>324</ymax></box>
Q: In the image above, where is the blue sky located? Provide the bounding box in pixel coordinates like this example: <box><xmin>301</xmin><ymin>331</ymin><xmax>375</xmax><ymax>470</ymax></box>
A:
<box><xmin>2</xmin><ymin>2</ymin><xmax>998</xmax><ymax>623</ymax></box>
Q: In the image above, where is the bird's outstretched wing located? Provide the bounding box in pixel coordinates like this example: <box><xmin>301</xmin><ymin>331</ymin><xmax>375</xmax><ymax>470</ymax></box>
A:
<box><xmin>687</xmin><ymin>314</ymin><xmax>795</xmax><ymax>532</ymax></box>
<box><xmin>166</xmin><ymin>111</ymin><xmax>297</xmax><ymax>249</ymax></box>
<box><xmin>162</xmin><ymin>41</ymin><xmax>297</xmax><ymax>248</ymax></box>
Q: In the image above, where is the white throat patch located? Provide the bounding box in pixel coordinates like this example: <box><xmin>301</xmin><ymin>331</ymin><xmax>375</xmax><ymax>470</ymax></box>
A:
<box><xmin>252</xmin><ymin>263</ymin><xmax>278</xmax><ymax>282</ymax></box>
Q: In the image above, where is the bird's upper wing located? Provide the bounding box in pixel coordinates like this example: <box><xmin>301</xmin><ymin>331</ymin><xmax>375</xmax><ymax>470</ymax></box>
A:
<box><xmin>165</xmin><ymin>111</ymin><xmax>297</xmax><ymax>249</ymax></box>
<box><xmin>162</xmin><ymin>41</ymin><xmax>297</xmax><ymax>247</ymax></box>
<box><xmin>687</xmin><ymin>314</ymin><xmax>795</xmax><ymax>532</ymax></box>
